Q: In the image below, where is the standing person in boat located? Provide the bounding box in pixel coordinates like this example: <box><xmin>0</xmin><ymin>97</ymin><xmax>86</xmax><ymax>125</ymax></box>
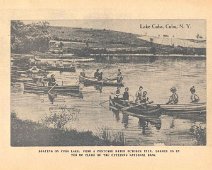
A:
<box><xmin>48</xmin><ymin>74</ymin><xmax>57</xmax><ymax>86</ymax></box>
<box><xmin>94</xmin><ymin>69</ymin><xmax>100</xmax><ymax>79</ymax></box>
<box><xmin>135</xmin><ymin>86</ymin><xmax>143</xmax><ymax>103</ymax></box>
<box><xmin>166</xmin><ymin>87</ymin><xmax>178</xmax><ymax>104</ymax></box>
<box><xmin>190</xmin><ymin>86</ymin><xmax>200</xmax><ymax>103</ymax></box>
<box><xmin>123</xmin><ymin>87</ymin><xmax>129</xmax><ymax>101</ymax></box>
<box><xmin>117</xmin><ymin>69</ymin><xmax>123</xmax><ymax>83</ymax></box>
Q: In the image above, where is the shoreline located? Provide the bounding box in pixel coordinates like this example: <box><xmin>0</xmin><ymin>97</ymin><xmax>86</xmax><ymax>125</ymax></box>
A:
<box><xmin>11</xmin><ymin>113</ymin><xmax>124</xmax><ymax>146</ymax></box>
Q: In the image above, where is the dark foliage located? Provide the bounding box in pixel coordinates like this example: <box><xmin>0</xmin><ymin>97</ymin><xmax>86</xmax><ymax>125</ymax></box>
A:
<box><xmin>11</xmin><ymin>114</ymin><xmax>123</xmax><ymax>146</ymax></box>
<box><xmin>11</xmin><ymin>20</ymin><xmax>50</xmax><ymax>54</ymax></box>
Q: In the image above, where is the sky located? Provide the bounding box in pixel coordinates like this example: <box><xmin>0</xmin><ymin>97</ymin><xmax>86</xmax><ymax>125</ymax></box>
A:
<box><xmin>23</xmin><ymin>19</ymin><xmax>206</xmax><ymax>39</ymax></box>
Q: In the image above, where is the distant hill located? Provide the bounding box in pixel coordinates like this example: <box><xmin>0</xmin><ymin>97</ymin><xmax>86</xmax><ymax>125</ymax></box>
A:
<box><xmin>48</xmin><ymin>26</ymin><xmax>152</xmax><ymax>49</ymax></box>
<box><xmin>11</xmin><ymin>21</ymin><xmax>205</xmax><ymax>56</ymax></box>
<box><xmin>48</xmin><ymin>26</ymin><xmax>205</xmax><ymax>56</ymax></box>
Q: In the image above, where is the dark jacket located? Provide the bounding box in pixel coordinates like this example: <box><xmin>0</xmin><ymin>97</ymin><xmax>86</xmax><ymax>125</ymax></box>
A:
<box><xmin>123</xmin><ymin>92</ymin><xmax>129</xmax><ymax>100</ymax></box>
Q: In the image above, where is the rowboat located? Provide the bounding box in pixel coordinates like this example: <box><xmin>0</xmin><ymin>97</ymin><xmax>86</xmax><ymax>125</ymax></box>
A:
<box><xmin>79</xmin><ymin>76</ymin><xmax>124</xmax><ymax>87</ymax></box>
<box><xmin>160</xmin><ymin>103</ymin><xmax>206</xmax><ymax>114</ymax></box>
<box><xmin>23</xmin><ymin>82</ymin><xmax>80</xmax><ymax>94</ymax></box>
<box><xmin>41</xmin><ymin>66</ymin><xmax>76</xmax><ymax>72</ymax></box>
<box><xmin>109</xmin><ymin>96</ymin><xmax>162</xmax><ymax>118</ymax></box>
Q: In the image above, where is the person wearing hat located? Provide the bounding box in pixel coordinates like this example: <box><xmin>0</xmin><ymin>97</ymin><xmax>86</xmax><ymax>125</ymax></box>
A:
<box><xmin>48</xmin><ymin>74</ymin><xmax>56</xmax><ymax>86</ymax></box>
<box><xmin>94</xmin><ymin>69</ymin><xmax>100</xmax><ymax>79</ymax></box>
<box><xmin>166</xmin><ymin>87</ymin><xmax>178</xmax><ymax>104</ymax></box>
<box><xmin>135</xmin><ymin>86</ymin><xmax>143</xmax><ymax>103</ymax></box>
<box><xmin>190</xmin><ymin>86</ymin><xmax>200</xmax><ymax>103</ymax></box>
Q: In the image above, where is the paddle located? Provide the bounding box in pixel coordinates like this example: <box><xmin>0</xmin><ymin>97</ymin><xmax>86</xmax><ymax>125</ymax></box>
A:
<box><xmin>48</xmin><ymin>84</ymin><xmax>57</xmax><ymax>93</ymax></box>
<box><xmin>99</xmin><ymin>100</ymin><xmax>109</xmax><ymax>106</ymax></box>
<box><xmin>121</xmin><ymin>103</ymin><xmax>147</xmax><ymax>111</ymax></box>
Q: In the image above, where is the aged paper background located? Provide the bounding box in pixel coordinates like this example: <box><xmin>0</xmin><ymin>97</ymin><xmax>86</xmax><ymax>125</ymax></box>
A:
<box><xmin>0</xmin><ymin>0</ymin><xmax>212</xmax><ymax>169</ymax></box>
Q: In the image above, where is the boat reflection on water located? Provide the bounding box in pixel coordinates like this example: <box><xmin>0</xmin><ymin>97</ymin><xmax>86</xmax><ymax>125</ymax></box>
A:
<box><xmin>111</xmin><ymin>109</ymin><xmax>120</xmax><ymax>122</ymax></box>
<box><xmin>110</xmin><ymin>109</ymin><xmax>129</xmax><ymax>128</ymax></box>
<box><xmin>110</xmin><ymin>107</ymin><xmax>161</xmax><ymax>132</ymax></box>
<box><xmin>138</xmin><ymin>117</ymin><xmax>161</xmax><ymax>135</ymax></box>
<box><xmin>122</xmin><ymin>114</ymin><xmax>129</xmax><ymax>128</ymax></box>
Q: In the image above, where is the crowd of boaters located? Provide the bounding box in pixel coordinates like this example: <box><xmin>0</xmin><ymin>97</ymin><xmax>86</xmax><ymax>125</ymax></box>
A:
<box><xmin>31</xmin><ymin>66</ymin><xmax>200</xmax><ymax>104</ymax></box>
<box><xmin>112</xmin><ymin>85</ymin><xmax>200</xmax><ymax>104</ymax></box>
<box><xmin>80</xmin><ymin>68</ymin><xmax>124</xmax><ymax>83</ymax></box>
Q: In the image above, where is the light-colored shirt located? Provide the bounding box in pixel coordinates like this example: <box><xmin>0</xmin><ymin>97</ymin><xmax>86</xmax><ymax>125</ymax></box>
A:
<box><xmin>191</xmin><ymin>94</ymin><xmax>199</xmax><ymax>103</ymax></box>
<box><xmin>168</xmin><ymin>93</ymin><xmax>178</xmax><ymax>104</ymax></box>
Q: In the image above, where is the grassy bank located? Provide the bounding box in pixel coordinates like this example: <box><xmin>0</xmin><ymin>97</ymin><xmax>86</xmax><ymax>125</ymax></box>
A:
<box><xmin>11</xmin><ymin>114</ymin><xmax>124</xmax><ymax>146</ymax></box>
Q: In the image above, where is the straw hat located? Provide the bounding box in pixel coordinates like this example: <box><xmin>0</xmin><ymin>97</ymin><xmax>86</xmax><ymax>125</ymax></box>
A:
<box><xmin>170</xmin><ymin>87</ymin><xmax>177</xmax><ymax>92</ymax></box>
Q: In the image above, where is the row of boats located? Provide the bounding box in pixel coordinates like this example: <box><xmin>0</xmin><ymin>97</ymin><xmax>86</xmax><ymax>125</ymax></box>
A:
<box><xmin>109</xmin><ymin>97</ymin><xmax>206</xmax><ymax>120</ymax></box>
<box><xmin>12</xmin><ymin>54</ymin><xmax>206</xmax><ymax>121</ymax></box>
<box><xmin>22</xmin><ymin>72</ymin><xmax>206</xmax><ymax>120</ymax></box>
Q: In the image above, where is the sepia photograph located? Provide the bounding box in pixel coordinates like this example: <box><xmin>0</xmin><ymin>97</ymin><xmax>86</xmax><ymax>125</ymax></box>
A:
<box><xmin>10</xmin><ymin>19</ymin><xmax>206</xmax><ymax>146</ymax></box>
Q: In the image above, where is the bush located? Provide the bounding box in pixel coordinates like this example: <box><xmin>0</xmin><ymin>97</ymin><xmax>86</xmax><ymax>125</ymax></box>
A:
<box><xmin>190</xmin><ymin>124</ymin><xmax>206</xmax><ymax>145</ymax></box>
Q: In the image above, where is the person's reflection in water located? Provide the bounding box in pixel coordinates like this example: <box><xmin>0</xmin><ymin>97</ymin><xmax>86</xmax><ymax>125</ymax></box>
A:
<box><xmin>113</xmin><ymin>110</ymin><xmax>120</xmax><ymax>122</ymax></box>
<box><xmin>95</xmin><ymin>85</ymin><xmax>102</xmax><ymax>93</ymax></box>
<box><xmin>149</xmin><ymin>118</ymin><xmax>162</xmax><ymax>130</ymax></box>
<box><xmin>138</xmin><ymin>118</ymin><xmax>148</xmax><ymax>135</ymax></box>
<box><xmin>48</xmin><ymin>92</ymin><xmax>57</xmax><ymax>104</ymax></box>
<box><xmin>122</xmin><ymin>114</ymin><xmax>129</xmax><ymax>128</ymax></box>
<box><xmin>170</xmin><ymin>118</ymin><xmax>175</xmax><ymax>129</ymax></box>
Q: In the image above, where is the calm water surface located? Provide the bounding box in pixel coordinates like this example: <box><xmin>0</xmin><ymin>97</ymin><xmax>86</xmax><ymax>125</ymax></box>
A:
<box><xmin>11</xmin><ymin>58</ymin><xmax>206</xmax><ymax>146</ymax></box>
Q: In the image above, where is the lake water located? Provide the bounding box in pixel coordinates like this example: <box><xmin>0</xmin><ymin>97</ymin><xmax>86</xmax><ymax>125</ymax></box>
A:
<box><xmin>11</xmin><ymin>58</ymin><xmax>206</xmax><ymax>146</ymax></box>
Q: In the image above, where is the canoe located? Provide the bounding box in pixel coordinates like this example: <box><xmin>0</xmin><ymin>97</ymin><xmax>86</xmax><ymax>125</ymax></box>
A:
<box><xmin>109</xmin><ymin>96</ymin><xmax>162</xmax><ymax>118</ymax></box>
<box><xmin>41</xmin><ymin>66</ymin><xmax>76</xmax><ymax>72</ymax></box>
<box><xmin>160</xmin><ymin>103</ymin><xmax>206</xmax><ymax>114</ymax></box>
<box><xmin>23</xmin><ymin>82</ymin><xmax>80</xmax><ymax>94</ymax></box>
<box><xmin>79</xmin><ymin>75</ymin><xmax>124</xmax><ymax>87</ymax></box>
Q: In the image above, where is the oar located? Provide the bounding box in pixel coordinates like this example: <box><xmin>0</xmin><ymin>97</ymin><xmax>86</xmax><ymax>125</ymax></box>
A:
<box><xmin>121</xmin><ymin>104</ymin><xmax>139</xmax><ymax>111</ymax></box>
<box><xmin>121</xmin><ymin>103</ymin><xmax>147</xmax><ymax>111</ymax></box>
<box><xmin>99</xmin><ymin>100</ymin><xmax>109</xmax><ymax>105</ymax></box>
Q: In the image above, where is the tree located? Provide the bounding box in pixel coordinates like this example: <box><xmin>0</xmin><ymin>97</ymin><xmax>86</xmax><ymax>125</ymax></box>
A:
<box><xmin>11</xmin><ymin>20</ymin><xmax>51</xmax><ymax>54</ymax></box>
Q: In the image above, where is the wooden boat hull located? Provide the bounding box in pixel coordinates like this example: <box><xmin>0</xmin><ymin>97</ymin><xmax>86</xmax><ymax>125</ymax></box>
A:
<box><xmin>109</xmin><ymin>96</ymin><xmax>162</xmax><ymax>118</ymax></box>
<box><xmin>24</xmin><ymin>83</ymin><xmax>80</xmax><ymax>93</ymax></box>
<box><xmin>79</xmin><ymin>76</ymin><xmax>124</xmax><ymax>87</ymax></box>
<box><xmin>160</xmin><ymin>103</ymin><xmax>206</xmax><ymax>115</ymax></box>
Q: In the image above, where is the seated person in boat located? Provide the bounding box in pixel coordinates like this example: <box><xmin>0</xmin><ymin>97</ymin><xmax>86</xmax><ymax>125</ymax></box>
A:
<box><xmin>94</xmin><ymin>69</ymin><xmax>100</xmax><ymax>79</ymax></box>
<box><xmin>48</xmin><ymin>74</ymin><xmax>57</xmax><ymax>86</ymax></box>
<box><xmin>190</xmin><ymin>86</ymin><xmax>200</xmax><ymax>103</ymax></box>
<box><xmin>114</xmin><ymin>87</ymin><xmax>121</xmax><ymax>99</ymax></box>
<box><xmin>117</xmin><ymin>69</ymin><xmax>123</xmax><ymax>83</ymax></box>
<box><xmin>123</xmin><ymin>87</ymin><xmax>129</xmax><ymax>101</ymax></box>
<box><xmin>97</xmin><ymin>72</ymin><xmax>103</xmax><ymax>81</ymax></box>
<box><xmin>135</xmin><ymin>86</ymin><xmax>143</xmax><ymax>103</ymax></box>
<box><xmin>80</xmin><ymin>69</ymin><xmax>86</xmax><ymax>77</ymax></box>
<box><xmin>166</xmin><ymin>87</ymin><xmax>178</xmax><ymax>104</ymax></box>
<box><xmin>140</xmin><ymin>91</ymin><xmax>153</xmax><ymax>104</ymax></box>
<box><xmin>40</xmin><ymin>75</ymin><xmax>48</xmax><ymax>86</ymax></box>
